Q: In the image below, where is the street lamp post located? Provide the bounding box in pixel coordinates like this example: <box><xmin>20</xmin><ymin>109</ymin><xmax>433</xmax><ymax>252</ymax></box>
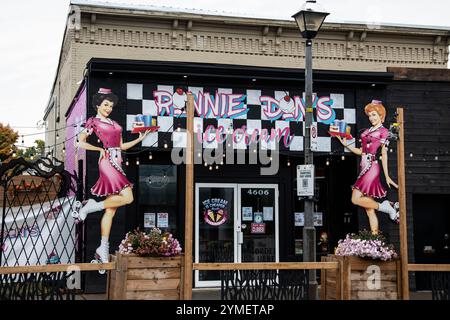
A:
<box><xmin>293</xmin><ymin>0</ymin><xmax>329</xmax><ymax>299</ymax></box>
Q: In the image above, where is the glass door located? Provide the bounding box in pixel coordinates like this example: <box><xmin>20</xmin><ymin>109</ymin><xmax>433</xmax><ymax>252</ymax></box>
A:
<box><xmin>195</xmin><ymin>183</ymin><xmax>237</xmax><ymax>287</ymax></box>
<box><xmin>195</xmin><ymin>183</ymin><xmax>279</xmax><ymax>287</ymax></box>
<box><xmin>238</xmin><ymin>184</ymin><xmax>279</xmax><ymax>263</ymax></box>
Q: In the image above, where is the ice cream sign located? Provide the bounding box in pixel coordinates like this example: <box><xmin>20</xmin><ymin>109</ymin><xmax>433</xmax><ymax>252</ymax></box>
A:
<box><xmin>153</xmin><ymin>89</ymin><xmax>336</xmax><ymax>124</ymax></box>
<box><xmin>202</xmin><ymin>198</ymin><xmax>229</xmax><ymax>226</ymax></box>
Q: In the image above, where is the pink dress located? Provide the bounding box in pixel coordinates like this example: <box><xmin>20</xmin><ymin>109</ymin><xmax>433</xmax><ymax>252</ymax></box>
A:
<box><xmin>84</xmin><ymin>117</ymin><xmax>133</xmax><ymax>197</ymax></box>
<box><xmin>352</xmin><ymin>126</ymin><xmax>389</xmax><ymax>199</ymax></box>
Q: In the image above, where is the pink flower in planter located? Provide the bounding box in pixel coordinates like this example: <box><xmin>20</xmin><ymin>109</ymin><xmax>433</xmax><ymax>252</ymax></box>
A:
<box><xmin>335</xmin><ymin>230</ymin><xmax>398</xmax><ymax>261</ymax></box>
<box><xmin>118</xmin><ymin>228</ymin><xmax>182</xmax><ymax>257</ymax></box>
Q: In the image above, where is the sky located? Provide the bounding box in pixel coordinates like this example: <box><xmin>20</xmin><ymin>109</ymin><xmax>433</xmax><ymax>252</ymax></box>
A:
<box><xmin>1</xmin><ymin>0</ymin><xmax>449</xmax><ymax>147</ymax></box>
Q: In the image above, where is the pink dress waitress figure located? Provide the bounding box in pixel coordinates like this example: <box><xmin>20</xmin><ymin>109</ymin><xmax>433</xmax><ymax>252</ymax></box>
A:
<box><xmin>336</xmin><ymin>100</ymin><xmax>399</xmax><ymax>235</ymax></box>
<box><xmin>73</xmin><ymin>88</ymin><xmax>150</xmax><ymax>265</ymax></box>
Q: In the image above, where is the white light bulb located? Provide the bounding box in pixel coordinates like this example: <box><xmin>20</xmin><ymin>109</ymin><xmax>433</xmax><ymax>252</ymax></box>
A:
<box><xmin>341</xmin><ymin>155</ymin><xmax>345</xmax><ymax>161</ymax></box>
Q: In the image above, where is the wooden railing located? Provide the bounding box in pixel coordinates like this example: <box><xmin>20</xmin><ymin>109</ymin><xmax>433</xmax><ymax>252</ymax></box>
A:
<box><xmin>0</xmin><ymin>262</ymin><xmax>115</xmax><ymax>274</ymax></box>
<box><xmin>193</xmin><ymin>262</ymin><xmax>338</xmax><ymax>271</ymax></box>
<box><xmin>408</xmin><ymin>264</ymin><xmax>450</xmax><ymax>272</ymax></box>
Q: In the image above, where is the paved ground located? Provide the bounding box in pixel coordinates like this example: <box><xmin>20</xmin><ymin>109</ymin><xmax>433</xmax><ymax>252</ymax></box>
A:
<box><xmin>76</xmin><ymin>290</ymin><xmax>433</xmax><ymax>300</ymax></box>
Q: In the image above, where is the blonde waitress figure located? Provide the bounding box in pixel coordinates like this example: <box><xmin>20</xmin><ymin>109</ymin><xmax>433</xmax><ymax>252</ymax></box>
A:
<box><xmin>336</xmin><ymin>100</ymin><xmax>399</xmax><ymax>235</ymax></box>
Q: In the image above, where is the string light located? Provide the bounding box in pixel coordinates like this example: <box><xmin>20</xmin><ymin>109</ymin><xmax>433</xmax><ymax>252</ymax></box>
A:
<box><xmin>197</xmin><ymin>152</ymin><xmax>202</xmax><ymax>158</ymax></box>
<box><xmin>287</xmin><ymin>159</ymin><xmax>291</xmax><ymax>166</ymax></box>
<box><xmin>204</xmin><ymin>162</ymin><xmax>208</xmax><ymax>167</ymax></box>
<box><xmin>149</xmin><ymin>153</ymin><xmax>153</xmax><ymax>160</ymax></box>
<box><xmin>409</xmin><ymin>152</ymin><xmax>413</xmax><ymax>158</ymax></box>
<box><xmin>126</xmin><ymin>160</ymin><xmax>129</xmax><ymax>166</ymax></box>
<box><xmin>435</xmin><ymin>156</ymin><xmax>439</xmax><ymax>161</ymax></box>
<box><xmin>164</xmin><ymin>143</ymin><xmax>168</xmax><ymax>149</ymax></box>
<box><xmin>341</xmin><ymin>155</ymin><xmax>345</xmax><ymax>161</ymax></box>
<box><xmin>136</xmin><ymin>158</ymin><xmax>140</xmax><ymax>165</ymax></box>
<box><xmin>326</xmin><ymin>158</ymin><xmax>330</xmax><ymax>166</ymax></box>
<box><xmin>209</xmin><ymin>166</ymin><xmax>213</xmax><ymax>171</ymax></box>
<box><xmin>21</xmin><ymin>136</ymin><xmax>24</xmax><ymax>144</ymax></box>
<box><xmin>215</xmin><ymin>165</ymin><xmax>219</xmax><ymax>170</ymax></box>
<box><xmin>56</xmin><ymin>133</ymin><xmax>60</xmax><ymax>140</ymax></box>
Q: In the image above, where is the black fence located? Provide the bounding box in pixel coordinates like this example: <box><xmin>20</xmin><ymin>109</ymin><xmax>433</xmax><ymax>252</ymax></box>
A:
<box><xmin>220</xmin><ymin>269</ymin><xmax>309</xmax><ymax>300</ymax></box>
<box><xmin>0</xmin><ymin>157</ymin><xmax>83</xmax><ymax>300</ymax></box>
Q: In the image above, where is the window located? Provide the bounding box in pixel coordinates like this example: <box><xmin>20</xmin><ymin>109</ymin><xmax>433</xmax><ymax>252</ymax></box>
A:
<box><xmin>138</xmin><ymin>165</ymin><xmax>178</xmax><ymax>234</ymax></box>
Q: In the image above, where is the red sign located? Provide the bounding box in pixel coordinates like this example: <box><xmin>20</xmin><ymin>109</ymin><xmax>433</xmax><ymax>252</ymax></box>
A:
<box><xmin>251</xmin><ymin>223</ymin><xmax>266</xmax><ymax>234</ymax></box>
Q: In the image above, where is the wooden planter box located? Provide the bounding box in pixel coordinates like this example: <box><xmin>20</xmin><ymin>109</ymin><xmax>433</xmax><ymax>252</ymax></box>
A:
<box><xmin>321</xmin><ymin>255</ymin><xmax>402</xmax><ymax>300</ymax></box>
<box><xmin>107</xmin><ymin>252</ymin><xmax>184</xmax><ymax>300</ymax></box>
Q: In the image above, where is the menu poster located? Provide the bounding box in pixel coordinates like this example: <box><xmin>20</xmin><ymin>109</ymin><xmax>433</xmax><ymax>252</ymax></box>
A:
<box><xmin>263</xmin><ymin>207</ymin><xmax>273</xmax><ymax>221</ymax></box>
<box><xmin>144</xmin><ymin>213</ymin><xmax>156</xmax><ymax>228</ymax></box>
<box><xmin>242</xmin><ymin>207</ymin><xmax>253</xmax><ymax>221</ymax></box>
<box><xmin>157</xmin><ymin>212</ymin><xmax>169</xmax><ymax>228</ymax></box>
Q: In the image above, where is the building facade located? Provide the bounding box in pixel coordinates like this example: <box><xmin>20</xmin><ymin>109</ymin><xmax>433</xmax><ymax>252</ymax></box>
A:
<box><xmin>46</xmin><ymin>1</ymin><xmax>450</xmax><ymax>292</ymax></box>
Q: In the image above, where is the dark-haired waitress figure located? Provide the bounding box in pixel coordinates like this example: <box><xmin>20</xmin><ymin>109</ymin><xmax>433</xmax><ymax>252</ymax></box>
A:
<box><xmin>73</xmin><ymin>88</ymin><xmax>150</xmax><ymax>265</ymax></box>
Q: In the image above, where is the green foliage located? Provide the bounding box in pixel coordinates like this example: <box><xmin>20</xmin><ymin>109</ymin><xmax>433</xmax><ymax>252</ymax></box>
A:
<box><xmin>17</xmin><ymin>139</ymin><xmax>45</xmax><ymax>161</ymax></box>
<box><xmin>0</xmin><ymin>123</ymin><xmax>19</xmax><ymax>162</ymax></box>
<box><xmin>348</xmin><ymin>229</ymin><xmax>388</xmax><ymax>243</ymax></box>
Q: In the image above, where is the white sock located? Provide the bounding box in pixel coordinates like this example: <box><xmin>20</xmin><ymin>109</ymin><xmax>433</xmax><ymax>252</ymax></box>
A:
<box><xmin>378</xmin><ymin>200</ymin><xmax>396</xmax><ymax>217</ymax></box>
<box><xmin>101</xmin><ymin>236</ymin><xmax>109</xmax><ymax>246</ymax></box>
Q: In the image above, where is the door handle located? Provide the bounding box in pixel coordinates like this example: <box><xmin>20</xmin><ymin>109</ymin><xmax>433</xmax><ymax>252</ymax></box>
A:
<box><xmin>237</xmin><ymin>231</ymin><xmax>243</xmax><ymax>245</ymax></box>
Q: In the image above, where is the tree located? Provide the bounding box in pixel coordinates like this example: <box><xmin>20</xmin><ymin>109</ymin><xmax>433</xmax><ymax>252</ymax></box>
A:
<box><xmin>17</xmin><ymin>139</ymin><xmax>45</xmax><ymax>161</ymax></box>
<box><xmin>0</xmin><ymin>123</ymin><xmax>19</xmax><ymax>162</ymax></box>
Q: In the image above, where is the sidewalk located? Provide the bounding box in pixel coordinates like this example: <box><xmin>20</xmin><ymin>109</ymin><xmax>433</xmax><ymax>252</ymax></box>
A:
<box><xmin>76</xmin><ymin>290</ymin><xmax>433</xmax><ymax>300</ymax></box>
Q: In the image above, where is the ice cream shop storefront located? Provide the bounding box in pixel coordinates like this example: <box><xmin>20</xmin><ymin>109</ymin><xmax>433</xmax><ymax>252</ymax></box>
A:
<box><xmin>67</xmin><ymin>58</ymin><xmax>403</xmax><ymax>291</ymax></box>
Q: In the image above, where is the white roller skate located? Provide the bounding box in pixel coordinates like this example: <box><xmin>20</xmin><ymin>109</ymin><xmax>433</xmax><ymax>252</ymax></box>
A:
<box><xmin>70</xmin><ymin>200</ymin><xmax>85</xmax><ymax>221</ymax></box>
<box><xmin>378</xmin><ymin>200</ymin><xmax>400</xmax><ymax>224</ymax></box>
<box><xmin>71</xmin><ymin>199</ymin><xmax>104</xmax><ymax>223</ymax></box>
<box><xmin>389</xmin><ymin>201</ymin><xmax>400</xmax><ymax>224</ymax></box>
<box><xmin>91</xmin><ymin>242</ymin><xmax>109</xmax><ymax>274</ymax></box>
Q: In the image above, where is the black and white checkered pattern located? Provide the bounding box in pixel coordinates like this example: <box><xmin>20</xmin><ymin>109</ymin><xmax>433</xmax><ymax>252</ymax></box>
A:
<box><xmin>125</xmin><ymin>84</ymin><xmax>356</xmax><ymax>153</ymax></box>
